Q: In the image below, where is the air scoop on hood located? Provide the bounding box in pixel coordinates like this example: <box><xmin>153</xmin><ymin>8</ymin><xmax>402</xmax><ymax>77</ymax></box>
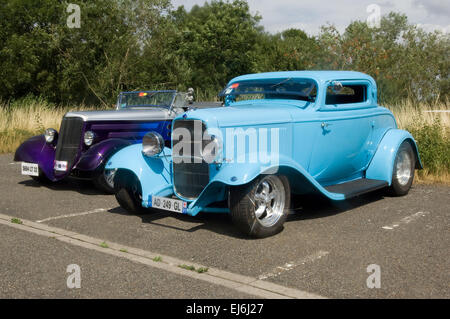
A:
<box><xmin>65</xmin><ymin>108</ymin><xmax>171</xmax><ymax>122</ymax></box>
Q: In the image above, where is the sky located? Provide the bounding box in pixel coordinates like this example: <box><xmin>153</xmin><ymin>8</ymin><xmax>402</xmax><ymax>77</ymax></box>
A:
<box><xmin>171</xmin><ymin>0</ymin><xmax>450</xmax><ymax>35</ymax></box>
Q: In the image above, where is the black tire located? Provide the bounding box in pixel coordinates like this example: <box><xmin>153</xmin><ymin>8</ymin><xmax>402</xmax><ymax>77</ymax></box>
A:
<box><xmin>113</xmin><ymin>170</ymin><xmax>146</xmax><ymax>214</ymax></box>
<box><xmin>388</xmin><ymin>141</ymin><xmax>416</xmax><ymax>196</ymax></box>
<box><xmin>230</xmin><ymin>175</ymin><xmax>291</xmax><ymax>238</ymax></box>
<box><xmin>93</xmin><ymin>167</ymin><xmax>115</xmax><ymax>194</ymax></box>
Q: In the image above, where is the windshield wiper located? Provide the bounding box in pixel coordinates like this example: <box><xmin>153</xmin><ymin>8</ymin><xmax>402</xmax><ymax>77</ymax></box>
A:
<box><xmin>270</xmin><ymin>77</ymin><xmax>293</xmax><ymax>89</ymax></box>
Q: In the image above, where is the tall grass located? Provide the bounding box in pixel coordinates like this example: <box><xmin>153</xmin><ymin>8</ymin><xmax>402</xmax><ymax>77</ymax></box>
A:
<box><xmin>0</xmin><ymin>96</ymin><xmax>111</xmax><ymax>154</ymax></box>
<box><xmin>387</xmin><ymin>100</ymin><xmax>450</xmax><ymax>184</ymax></box>
<box><xmin>1</xmin><ymin>97</ymin><xmax>448</xmax><ymax>184</ymax></box>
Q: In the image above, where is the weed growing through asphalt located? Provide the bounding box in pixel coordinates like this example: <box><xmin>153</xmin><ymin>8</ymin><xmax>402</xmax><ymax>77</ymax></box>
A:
<box><xmin>120</xmin><ymin>249</ymin><xmax>128</xmax><ymax>253</ymax></box>
<box><xmin>11</xmin><ymin>218</ymin><xmax>22</xmax><ymax>224</ymax></box>
<box><xmin>178</xmin><ymin>264</ymin><xmax>209</xmax><ymax>273</ymax></box>
<box><xmin>153</xmin><ymin>256</ymin><xmax>162</xmax><ymax>262</ymax></box>
<box><xmin>100</xmin><ymin>242</ymin><xmax>109</xmax><ymax>248</ymax></box>
<box><xmin>196</xmin><ymin>267</ymin><xmax>209</xmax><ymax>274</ymax></box>
<box><xmin>179</xmin><ymin>264</ymin><xmax>196</xmax><ymax>271</ymax></box>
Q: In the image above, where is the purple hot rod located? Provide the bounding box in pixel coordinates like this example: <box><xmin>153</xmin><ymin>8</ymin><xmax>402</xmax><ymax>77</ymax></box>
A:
<box><xmin>14</xmin><ymin>90</ymin><xmax>211</xmax><ymax>193</ymax></box>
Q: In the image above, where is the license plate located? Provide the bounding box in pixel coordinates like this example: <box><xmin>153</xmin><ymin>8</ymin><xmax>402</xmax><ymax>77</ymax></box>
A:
<box><xmin>54</xmin><ymin>160</ymin><xmax>68</xmax><ymax>172</ymax></box>
<box><xmin>150</xmin><ymin>196</ymin><xmax>187</xmax><ymax>214</ymax></box>
<box><xmin>21</xmin><ymin>162</ymin><xmax>39</xmax><ymax>176</ymax></box>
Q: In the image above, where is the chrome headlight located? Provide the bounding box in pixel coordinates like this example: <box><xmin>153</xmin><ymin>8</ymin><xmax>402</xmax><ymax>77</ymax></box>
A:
<box><xmin>142</xmin><ymin>132</ymin><xmax>164</xmax><ymax>157</ymax></box>
<box><xmin>84</xmin><ymin>131</ymin><xmax>95</xmax><ymax>146</ymax></box>
<box><xmin>202</xmin><ymin>135</ymin><xmax>222</xmax><ymax>163</ymax></box>
<box><xmin>44</xmin><ymin>128</ymin><xmax>58</xmax><ymax>144</ymax></box>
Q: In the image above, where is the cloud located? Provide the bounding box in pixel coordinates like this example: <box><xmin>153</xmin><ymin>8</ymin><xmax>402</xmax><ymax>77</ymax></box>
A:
<box><xmin>416</xmin><ymin>23</ymin><xmax>450</xmax><ymax>34</ymax></box>
<box><xmin>171</xmin><ymin>0</ymin><xmax>450</xmax><ymax>34</ymax></box>
<box><xmin>413</xmin><ymin>0</ymin><xmax>450</xmax><ymax>17</ymax></box>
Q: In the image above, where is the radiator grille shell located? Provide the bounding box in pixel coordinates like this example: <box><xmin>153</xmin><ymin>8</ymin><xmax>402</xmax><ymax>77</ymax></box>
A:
<box><xmin>54</xmin><ymin>117</ymin><xmax>84</xmax><ymax>174</ymax></box>
<box><xmin>172</xmin><ymin>120</ymin><xmax>210</xmax><ymax>200</ymax></box>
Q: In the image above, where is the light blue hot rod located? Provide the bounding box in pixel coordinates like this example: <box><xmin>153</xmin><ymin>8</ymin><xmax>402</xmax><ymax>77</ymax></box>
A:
<box><xmin>106</xmin><ymin>71</ymin><xmax>422</xmax><ymax>238</ymax></box>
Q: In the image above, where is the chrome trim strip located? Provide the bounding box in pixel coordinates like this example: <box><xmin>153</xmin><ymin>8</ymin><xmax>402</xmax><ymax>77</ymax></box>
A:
<box><xmin>65</xmin><ymin>109</ymin><xmax>173</xmax><ymax>122</ymax></box>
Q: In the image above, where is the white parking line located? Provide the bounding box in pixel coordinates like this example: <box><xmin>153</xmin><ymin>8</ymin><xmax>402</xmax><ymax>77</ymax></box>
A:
<box><xmin>36</xmin><ymin>208</ymin><xmax>112</xmax><ymax>223</ymax></box>
<box><xmin>258</xmin><ymin>251</ymin><xmax>330</xmax><ymax>280</ymax></box>
<box><xmin>382</xmin><ymin>211</ymin><xmax>430</xmax><ymax>230</ymax></box>
<box><xmin>0</xmin><ymin>213</ymin><xmax>326</xmax><ymax>299</ymax></box>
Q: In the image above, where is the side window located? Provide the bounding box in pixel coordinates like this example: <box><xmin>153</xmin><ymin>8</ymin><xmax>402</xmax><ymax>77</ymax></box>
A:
<box><xmin>326</xmin><ymin>84</ymin><xmax>367</xmax><ymax>105</ymax></box>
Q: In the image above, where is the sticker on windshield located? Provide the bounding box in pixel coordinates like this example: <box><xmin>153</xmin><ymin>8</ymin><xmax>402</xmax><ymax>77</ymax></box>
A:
<box><xmin>225</xmin><ymin>83</ymin><xmax>239</xmax><ymax>95</ymax></box>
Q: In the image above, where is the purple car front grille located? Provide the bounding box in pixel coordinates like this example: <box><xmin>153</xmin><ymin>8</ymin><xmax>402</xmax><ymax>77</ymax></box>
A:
<box><xmin>54</xmin><ymin>117</ymin><xmax>84</xmax><ymax>173</ymax></box>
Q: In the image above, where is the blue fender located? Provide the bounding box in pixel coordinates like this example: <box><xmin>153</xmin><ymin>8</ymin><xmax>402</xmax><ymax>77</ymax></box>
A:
<box><xmin>105</xmin><ymin>144</ymin><xmax>173</xmax><ymax>207</ymax></box>
<box><xmin>74</xmin><ymin>138</ymin><xmax>133</xmax><ymax>172</ymax></box>
<box><xmin>188</xmin><ymin>155</ymin><xmax>349</xmax><ymax>216</ymax></box>
<box><xmin>366</xmin><ymin>129</ymin><xmax>422</xmax><ymax>185</ymax></box>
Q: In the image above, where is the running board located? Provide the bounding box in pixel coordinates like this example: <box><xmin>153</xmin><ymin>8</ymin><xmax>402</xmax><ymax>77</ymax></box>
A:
<box><xmin>325</xmin><ymin>178</ymin><xmax>388</xmax><ymax>199</ymax></box>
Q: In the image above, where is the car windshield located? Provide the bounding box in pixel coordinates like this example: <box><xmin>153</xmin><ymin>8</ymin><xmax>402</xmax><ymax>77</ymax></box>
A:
<box><xmin>219</xmin><ymin>78</ymin><xmax>317</xmax><ymax>103</ymax></box>
<box><xmin>118</xmin><ymin>91</ymin><xmax>176</xmax><ymax>109</ymax></box>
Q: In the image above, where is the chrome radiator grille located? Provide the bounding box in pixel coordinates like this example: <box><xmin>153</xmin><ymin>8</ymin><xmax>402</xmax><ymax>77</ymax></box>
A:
<box><xmin>172</xmin><ymin>120</ymin><xmax>210</xmax><ymax>199</ymax></box>
<box><xmin>54</xmin><ymin>117</ymin><xmax>84</xmax><ymax>172</ymax></box>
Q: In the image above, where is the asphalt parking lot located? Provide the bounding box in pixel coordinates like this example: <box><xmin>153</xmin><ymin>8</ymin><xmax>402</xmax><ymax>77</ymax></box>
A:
<box><xmin>0</xmin><ymin>154</ymin><xmax>449</xmax><ymax>299</ymax></box>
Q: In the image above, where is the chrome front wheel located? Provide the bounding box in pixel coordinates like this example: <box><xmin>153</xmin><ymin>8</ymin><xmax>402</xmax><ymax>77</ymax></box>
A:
<box><xmin>254</xmin><ymin>176</ymin><xmax>286</xmax><ymax>228</ymax></box>
<box><xmin>104</xmin><ymin>169</ymin><xmax>117</xmax><ymax>189</ymax></box>
<box><xmin>230</xmin><ymin>175</ymin><xmax>291</xmax><ymax>238</ymax></box>
<box><xmin>93</xmin><ymin>167</ymin><xmax>116</xmax><ymax>194</ymax></box>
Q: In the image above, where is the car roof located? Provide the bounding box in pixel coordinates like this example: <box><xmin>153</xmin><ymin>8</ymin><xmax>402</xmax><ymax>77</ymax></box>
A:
<box><xmin>229</xmin><ymin>71</ymin><xmax>375</xmax><ymax>85</ymax></box>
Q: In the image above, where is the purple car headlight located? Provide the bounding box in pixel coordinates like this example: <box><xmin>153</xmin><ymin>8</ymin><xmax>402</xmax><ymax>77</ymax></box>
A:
<box><xmin>84</xmin><ymin>131</ymin><xmax>95</xmax><ymax>146</ymax></box>
<box><xmin>142</xmin><ymin>132</ymin><xmax>164</xmax><ymax>157</ymax></box>
<box><xmin>44</xmin><ymin>128</ymin><xmax>58</xmax><ymax>144</ymax></box>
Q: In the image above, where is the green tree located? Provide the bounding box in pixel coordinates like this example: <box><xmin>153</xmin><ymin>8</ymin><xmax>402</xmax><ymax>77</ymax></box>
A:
<box><xmin>169</xmin><ymin>0</ymin><xmax>262</xmax><ymax>92</ymax></box>
<box><xmin>316</xmin><ymin>12</ymin><xmax>449</xmax><ymax>104</ymax></box>
<box><xmin>0</xmin><ymin>0</ymin><xmax>171</xmax><ymax>105</ymax></box>
<box><xmin>0</xmin><ymin>0</ymin><xmax>64</xmax><ymax>101</ymax></box>
<box><xmin>57</xmin><ymin>0</ymin><xmax>171</xmax><ymax>105</ymax></box>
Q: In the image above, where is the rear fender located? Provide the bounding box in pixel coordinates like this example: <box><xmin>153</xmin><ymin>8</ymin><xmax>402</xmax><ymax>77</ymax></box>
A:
<box><xmin>366</xmin><ymin>129</ymin><xmax>422</xmax><ymax>185</ymax></box>
<box><xmin>105</xmin><ymin>144</ymin><xmax>173</xmax><ymax>206</ymax></box>
<box><xmin>14</xmin><ymin>135</ymin><xmax>58</xmax><ymax>181</ymax></box>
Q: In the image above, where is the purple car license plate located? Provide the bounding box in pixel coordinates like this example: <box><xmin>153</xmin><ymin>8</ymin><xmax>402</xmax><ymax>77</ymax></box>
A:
<box><xmin>21</xmin><ymin>162</ymin><xmax>39</xmax><ymax>176</ymax></box>
<box><xmin>54</xmin><ymin>160</ymin><xmax>68</xmax><ymax>172</ymax></box>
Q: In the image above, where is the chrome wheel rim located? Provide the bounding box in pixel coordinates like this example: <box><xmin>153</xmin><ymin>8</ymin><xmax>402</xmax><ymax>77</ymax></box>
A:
<box><xmin>396</xmin><ymin>150</ymin><xmax>413</xmax><ymax>186</ymax></box>
<box><xmin>104</xmin><ymin>169</ymin><xmax>117</xmax><ymax>189</ymax></box>
<box><xmin>253</xmin><ymin>176</ymin><xmax>285</xmax><ymax>228</ymax></box>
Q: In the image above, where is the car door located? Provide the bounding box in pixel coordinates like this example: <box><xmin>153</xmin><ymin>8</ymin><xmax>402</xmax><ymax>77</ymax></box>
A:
<box><xmin>308</xmin><ymin>80</ymin><xmax>376</xmax><ymax>185</ymax></box>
